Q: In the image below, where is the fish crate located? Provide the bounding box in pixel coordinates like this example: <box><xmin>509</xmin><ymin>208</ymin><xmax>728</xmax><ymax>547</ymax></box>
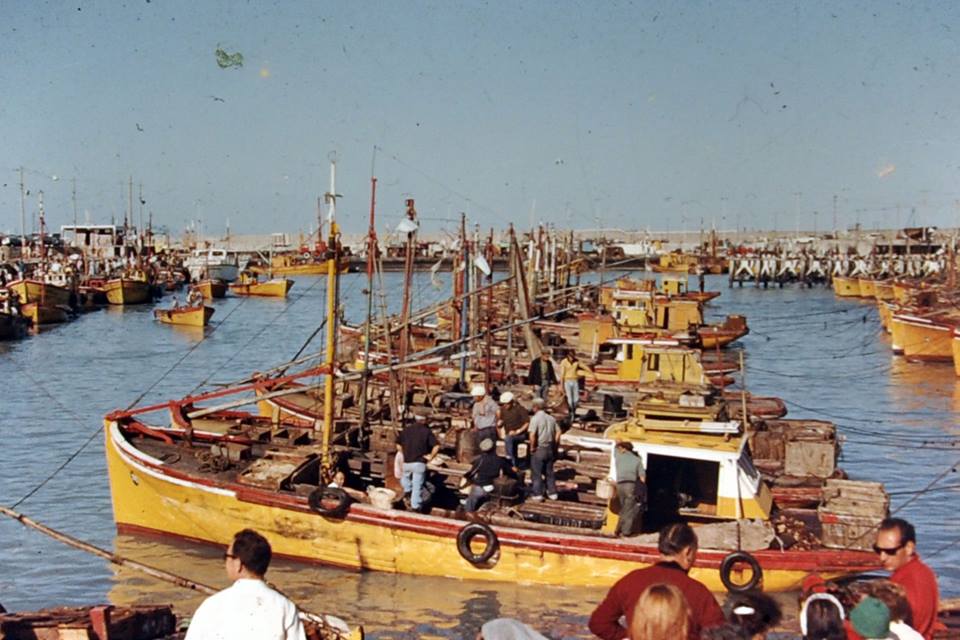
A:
<box><xmin>784</xmin><ymin>440</ymin><xmax>836</xmax><ymax>478</ymax></box>
<box><xmin>818</xmin><ymin>510</ymin><xmax>882</xmax><ymax>551</ymax></box>
<box><xmin>369</xmin><ymin>425</ymin><xmax>398</xmax><ymax>454</ymax></box>
<box><xmin>821</xmin><ymin>479</ymin><xmax>889</xmax><ymax>517</ymax></box>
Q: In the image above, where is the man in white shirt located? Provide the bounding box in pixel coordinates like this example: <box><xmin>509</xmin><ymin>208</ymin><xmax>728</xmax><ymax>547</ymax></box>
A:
<box><xmin>185</xmin><ymin>529</ymin><xmax>306</xmax><ymax>640</ymax></box>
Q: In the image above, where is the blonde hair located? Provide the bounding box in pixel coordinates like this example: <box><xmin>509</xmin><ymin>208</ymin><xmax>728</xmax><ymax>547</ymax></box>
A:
<box><xmin>630</xmin><ymin>583</ymin><xmax>691</xmax><ymax>640</ymax></box>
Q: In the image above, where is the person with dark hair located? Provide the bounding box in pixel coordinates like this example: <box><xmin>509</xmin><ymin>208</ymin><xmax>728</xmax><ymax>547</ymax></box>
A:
<box><xmin>185</xmin><ymin>529</ymin><xmax>305</xmax><ymax>640</ymax></box>
<box><xmin>525</xmin><ymin>351</ymin><xmax>557</xmax><ymax>401</ymax></box>
<box><xmin>613</xmin><ymin>440</ymin><xmax>646</xmax><ymax>537</ymax></box>
<box><xmin>873</xmin><ymin>518</ymin><xmax>939</xmax><ymax>640</ymax></box>
<box><xmin>726</xmin><ymin>591</ymin><xmax>782</xmax><ymax>640</ymax></box>
<box><xmin>588</xmin><ymin>523</ymin><xmax>724</xmax><ymax>640</ymax></box>
<box><xmin>799</xmin><ymin>593</ymin><xmax>846</xmax><ymax>640</ymax></box>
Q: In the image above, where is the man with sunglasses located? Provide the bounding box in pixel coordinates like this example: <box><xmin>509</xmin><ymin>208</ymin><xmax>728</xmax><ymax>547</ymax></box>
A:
<box><xmin>873</xmin><ymin>518</ymin><xmax>939</xmax><ymax>640</ymax></box>
<box><xmin>186</xmin><ymin>529</ymin><xmax>306</xmax><ymax>640</ymax></box>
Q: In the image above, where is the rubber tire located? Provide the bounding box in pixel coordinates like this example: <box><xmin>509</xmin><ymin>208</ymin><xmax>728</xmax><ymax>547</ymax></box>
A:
<box><xmin>719</xmin><ymin>551</ymin><xmax>762</xmax><ymax>592</ymax></box>
<box><xmin>308</xmin><ymin>487</ymin><xmax>351</xmax><ymax>518</ymax></box>
<box><xmin>456</xmin><ymin>522</ymin><xmax>499</xmax><ymax>566</ymax></box>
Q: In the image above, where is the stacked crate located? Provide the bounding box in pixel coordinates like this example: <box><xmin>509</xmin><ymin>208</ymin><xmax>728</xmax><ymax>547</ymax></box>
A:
<box><xmin>818</xmin><ymin>479</ymin><xmax>889</xmax><ymax>551</ymax></box>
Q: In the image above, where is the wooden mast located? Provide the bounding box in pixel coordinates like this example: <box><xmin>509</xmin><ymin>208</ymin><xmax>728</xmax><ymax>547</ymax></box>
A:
<box><xmin>320</xmin><ymin>160</ymin><xmax>341</xmax><ymax>478</ymax></box>
<box><xmin>398</xmin><ymin>199</ymin><xmax>417</xmax><ymax>403</ymax></box>
<box><xmin>359</xmin><ymin>174</ymin><xmax>378</xmax><ymax>427</ymax></box>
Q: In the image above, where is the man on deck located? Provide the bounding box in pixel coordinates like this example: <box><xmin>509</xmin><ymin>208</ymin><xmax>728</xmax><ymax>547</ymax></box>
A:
<box><xmin>588</xmin><ymin>522</ymin><xmax>724</xmax><ymax>640</ymax></box>
<box><xmin>874</xmin><ymin>517</ymin><xmax>940</xmax><ymax>640</ymax></box>
<box><xmin>471</xmin><ymin>383</ymin><xmax>499</xmax><ymax>444</ymax></box>
<box><xmin>497</xmin><ymin>391</ymin><xmax>530</xmax><ymax>469</ymax></box>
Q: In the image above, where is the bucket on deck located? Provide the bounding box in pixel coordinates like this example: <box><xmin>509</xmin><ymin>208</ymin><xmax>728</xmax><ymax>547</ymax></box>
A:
<box><xmin>596</xmin><ymin>478</ymin><xmax>616</xmax><ymax>500</ymax></box>
<box><xmin>368</xmin><ymin>487</ymin><xmax>397</xmax><ymax>509</ymax></box>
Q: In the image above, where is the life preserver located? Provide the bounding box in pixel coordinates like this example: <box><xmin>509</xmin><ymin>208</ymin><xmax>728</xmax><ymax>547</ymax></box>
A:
<box><xmin>308</xmin><ymin>487</ymin><xmax>351</xmax><ymax>518</ymax></box>
<box><xmin>719</xmin><ymin>551</ymin><xmax>762</xmax><ymax>592</ymax></box>
<box><xmin>456</xmin><ymin>522</ymin><xmax>499</xmax><ymax>566</ymax></box>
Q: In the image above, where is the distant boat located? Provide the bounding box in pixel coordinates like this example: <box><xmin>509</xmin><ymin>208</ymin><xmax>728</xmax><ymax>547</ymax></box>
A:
<box><xmin>20</xmin><ymin>302</ymin><xmax>70</xmax><ymax>326</ymax></box>
<box><xmin>6</xmin><ymin>277</ymin><xmax>72</xmax><ymax>308</ymax></box>
<box><xmin>229</xmin><ymin>272</ymin><xmax>293</xmax><ymax>298</ymax></box>
<box><xmin>154</xmin><ymin>304</ymin><xmax>214</xmax><ymax>328</ymax></box>
<box><xmin>184</xmin><ymin>248</ymin><xmax>240</xmax><ymax>283</ymax></box>
<box><xmin>192</xmin><ymin>279</ymin><xmax>227</xmax><ymax>300</ymax></box>
<box><xmin>103</xmin><ymin>275</ymin><xmax>152</xmax><ymax>305</ymax></box>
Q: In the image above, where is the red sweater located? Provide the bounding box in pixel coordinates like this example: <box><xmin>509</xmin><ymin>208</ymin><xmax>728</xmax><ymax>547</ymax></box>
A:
<box><xmin>588</xmin><ymin>562</ymin><xmax>725</xmax><ymax>640</ymax></box>
<box><xmin>891</xmin><ymin>555</ymin><xmax>939</xmax><ymax>640</ymax></box>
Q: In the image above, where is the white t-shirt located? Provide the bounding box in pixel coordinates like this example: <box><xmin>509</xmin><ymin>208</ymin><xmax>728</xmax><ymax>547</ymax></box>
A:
<box><xmin>185</xmin><ymin>578</ymin><xmax>306</xmax><ymax>640</ymax></box>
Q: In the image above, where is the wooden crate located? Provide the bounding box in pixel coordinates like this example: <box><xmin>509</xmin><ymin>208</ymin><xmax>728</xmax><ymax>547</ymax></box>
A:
<box><xmin>822</xmin><ymin>479</ymin><xmax>889</xmax><ymax>517</ymax></box>
<box><xmin>784</xmin><ymin>440</ymin><xmax>836</xmax><ymax>478</ymax></box>
<box><xmin>819</xmin><ymin>510</ymin><xmax>881</xmax><ymax>551</ymax></box>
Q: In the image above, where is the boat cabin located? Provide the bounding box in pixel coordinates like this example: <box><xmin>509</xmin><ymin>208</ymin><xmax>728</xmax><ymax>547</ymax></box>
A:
<box><xmin>609</xmin><ymin>289</ymin><xmax>704</xmax><ymax>333</ymax></box>
<box><xmin>604</xmin><ymin>341</ymin><xmax>707</xmax><ymax>384</ymax></box>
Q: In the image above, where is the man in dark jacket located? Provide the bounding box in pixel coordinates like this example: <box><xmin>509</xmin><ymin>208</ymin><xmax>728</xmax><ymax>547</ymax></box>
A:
<box><xmin>525</xmin><ymin>351</ymin><xmax>557</xmax><ymax>401</ymax></box>
<box><xmin>588</xmin><ymin>522</ymin><xmax>724</xmax><ymax>640</ymax></box>
<box><xmin>462</xmin><ymin>437</ymin><xmax>513</xmax><ymax>512</ymax></box>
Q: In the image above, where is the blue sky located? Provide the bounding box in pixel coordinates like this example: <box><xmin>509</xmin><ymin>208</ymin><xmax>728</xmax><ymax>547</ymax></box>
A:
<box><xmin>2</xmin><ymin>0</ymin><xmax>959</xmax><ymax>238</ymax></box>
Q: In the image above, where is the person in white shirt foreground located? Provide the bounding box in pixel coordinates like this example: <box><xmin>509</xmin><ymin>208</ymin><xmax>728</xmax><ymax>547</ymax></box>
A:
<box><xmin>185</xmin><ymin>528</ymin><xmax>306</xmax><ymax>640</ymax></box>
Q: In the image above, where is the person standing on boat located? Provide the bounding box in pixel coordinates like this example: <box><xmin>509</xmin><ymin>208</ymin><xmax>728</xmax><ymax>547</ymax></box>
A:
<box><xmin>613</xmin><ymin>441</ymin><xmax>646</xmax><ymax>537</ymax></box>
<box><xmin>873</xmin><ymin>518</ymin><xmax>940</xmax><ymax>640</ymax></box>
<box><xmin>185</xmin><ymin>528</ymin><xmax>305</xmax><ymax>640</ymax></box>
<box><xmin>471</xmin><ymin>383</ymin><xmax>500</xmax><ymax>445</ymax></box>
<box><xmin>588</xmin><ymin>523</ymin><xmax>725</xmax><ymax>640</ymax></box>
<box><xmin>558</xmin><ymin>351</ymin><xmax>593</xmax><ymax>420</ymax></box>
<box><xmin>462</xmin><ymin>437</ymin><xmax>513</xmax><ymax>512</ymax></box>
<box><xmin>527</xmin><ymin>397</ymin><xmax>560</xmax><ymax>501</ymax></box>
<box><xmin>498</xmin><ymin>391</ymin><xmax>530</xmax><ymax>469</ymax></box>
<box><xmin>525</xmin><ymin>351</ymin><xmax>557</xmax><ymax>401</ymax></box>
<box><xmin>397</xmin><ymin>416</ymin><xmax>440</xmax><ymax>513</ymax></box>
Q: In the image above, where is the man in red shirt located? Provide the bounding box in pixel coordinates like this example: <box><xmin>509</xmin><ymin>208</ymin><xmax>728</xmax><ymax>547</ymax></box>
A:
<box><xmin>588</xmin><ymin>523</ymin><xmax>725</xmax><ymax>640</ymax></box>
<box><xmin>874</xmin><ymin>518</ymin><xmax>940</xmax><ymax>640</ymax></box>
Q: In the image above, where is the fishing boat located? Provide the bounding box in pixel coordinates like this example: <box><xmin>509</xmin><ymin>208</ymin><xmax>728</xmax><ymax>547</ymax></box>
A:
<box><xmin>832</xmin><ymin>275</ymin><xmax>861</xmax><ymax>297</ymax></box>
<box><xmin>229</xmin><ymin>272</ymin><xmax>294</xmax><ymax>298</ymax></box>
<box><xmin>184</xmin><ymin>248</ymin><xmax>240</xmax><ymax>283</ymax></box>
<box><xmin>0</xmin><ymin>604</ymin><xmax>177</xmax><ymax>639</ymax></box>
<box><xmin>954</xmin><ymin>326</ymin><xmax>960</xmax><ymax>377</ymax></box>
<box><xmin>0</xmin><ymin>308</ymin><xmax>29</xmax><ymax>339</ymax></box>
<box><xmin>889</xmin><ymin>310</ymin><xmax>955</xmax><ymax>362</ymax></box>
<box><xmin>192</xmin><ymin>278</ymin><xmax>227</xmax><ymax>300</ymax></box>
<box><xmin>153</xmin><ymin>304</ymin><xmax>214</xmax><ymax>327</ymax></box>
<box><xmin>106</xmin><ymin>163</ymin><xmax>884</xmax><ymax>595</ymax></box>
<box><xmin>103</xmin><ymin>274</ymin><xmax>153</xmax><ymax>305</ymax></box>
<box><xmin>20</xmin><ymin>301</ymin><xmax>70</xmax><ymax>326</ymax></box>
<box><xmin>6</xmin><ymin>277</ymin><xmax>72</xmax><ymax>308</ymax></box>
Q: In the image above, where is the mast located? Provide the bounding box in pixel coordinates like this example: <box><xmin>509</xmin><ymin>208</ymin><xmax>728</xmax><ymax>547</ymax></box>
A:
<box><xmin>19</xmin><ymin>167</ymin><xmax>26</xmax><ymax>258</ymax></box>
<box><xmin>484</xmin><ymin>227</ymin><xmax>494</xmax><ymax>387</ymax></box>
<box><xmin>360</xmin><ymin>172</ymin><xmax>378</xmax><ymax>426</ymax></box>
<box><xmin>320</xmin><ymin>160</ymin><xmax>341</xmax><ymax>478</ymax></box>
<box><xmin>398</xmin><ymin>199</ymin><xmax>417</xmax><ymax>366</ymax></box>
<box><xmin>458</xmin><ymin>213</ymin><xmax>470</xmax><ymax>385</ymax></box>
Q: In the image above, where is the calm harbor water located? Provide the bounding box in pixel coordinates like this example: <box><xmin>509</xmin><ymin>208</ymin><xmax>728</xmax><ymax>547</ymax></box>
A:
<box><xmin>1</xmin><ymin>273</ymin><xmax>957</xmax><ymax>638</ymax></box>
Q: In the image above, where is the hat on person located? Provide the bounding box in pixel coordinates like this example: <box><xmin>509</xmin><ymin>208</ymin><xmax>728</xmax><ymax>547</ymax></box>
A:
<box><xmin>799</xmin><ymin>593</ymin><xmax>846</xmax><ymax>637</ymax></box>
<box><xmin>479</xmin><ymin>618</ymin><xmax>549</xmax><ymax>640</ymax></box>
<box><xmin>850</xmin><ymin>597</ymin><xmax>891</xmax><ymax>640</ymax></box>
<box><xmin>499</xmin><ymin>391</ymin><xmax>514</xmax><ymax>404</ymax></box>
<box><xmin>479</xmin><ymin>438</ymin><xmax>494</xmax><ymax>452</ymax></box>
<box><xmin>471</xmin><ymin>383</ymin><xmax>486</xmax><ymax>397</ymax></box>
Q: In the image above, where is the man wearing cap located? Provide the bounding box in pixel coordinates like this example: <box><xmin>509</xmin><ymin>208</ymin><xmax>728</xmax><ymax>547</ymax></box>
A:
<box><xmin>461</xmin><ymin>437</ymin><xmax>513</xmax><ymax>512</ymax></box>
<box><xmin>873</xmin><ymin>518</ymin><xmax>940</xmax><ymax>640</ymax></box>
<box><xmin>527</xmin><ymin>397</ymin><xmax>561</xmax><ymax>501</ymax></box>
<box><xmin>497</xmin><ymin>391</ymin><xmax>530</xmax><ymax>469</ymax></box>
<box><xmin>471</xmin><ymin>383</ymin><xmax>500</xmax><ymax>445</ymax></box>
<box><xmin>396</xmin><ymin>416</ymin><xmax>440</xmax><ymax>513</ymax></box>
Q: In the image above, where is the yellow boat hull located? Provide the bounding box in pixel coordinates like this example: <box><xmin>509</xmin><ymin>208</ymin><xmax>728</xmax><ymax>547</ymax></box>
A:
<box><xmin>21</xmin><ymin>302</ymin><xmax>69</xmax><ymax>326</ymax></box>
<box><xmin>857</xmin><ymin>278</ymin><xmax>877</xmax><ymax>299</ymax></box>
<box><xmin>954</xmin><ymin>328</ymin><xmax>960</xmax><ymax>377</ymax></box>
<box><xmin>893</xmin><ymin>314</ymin><xmax>953</xmax><ymax>362</ymax></box>
<box><xmin>874</xmin><ymin>281</ymin><xmax>895</xmax><ymax>301</ymax></box>
<box><xmin>193</xmin><ymin>280</ymin><xmax>227</xmax><ymax>300</ymax></box>
<box><xmin>104</xmin><ymin>278</ymin><xmax>153</xmax><ymax>305</ymax></box>
<box><xmin>877</xmin><ymin>301</ymin><xmax>895</xmax><ymax>333</ymax></box>
<box><xmin>832</xmin><ymin>276</ymin><xmax>861</xmax><ymax>297</ymax></box>
<box><xmin>105</xmin><ymin>420</ymin><xmax>875</xmax><ymax>592</ymax></box>
<box><xmin>229</xmin><ymin>278</ymin><xmax>294</xmax><ymax>298</ymax></box>
<box><xmin>7</xmin><ymin>279</ymin><xmax>72</xmax><ymax>307</ymax></box>
<box><xmin>153</xmin><ymin>305</ymin><xmax>214</xmax><ymax>327</ymax></box>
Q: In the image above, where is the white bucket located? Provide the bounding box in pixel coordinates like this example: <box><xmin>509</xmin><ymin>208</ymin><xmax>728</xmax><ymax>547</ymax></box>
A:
<box><xmin>596</xmin><ymin>479</ymin><xmax>616</xmax><ymax>500</ymax></box>
<box><xmin>517</xmin><ymin>443</ymin><xmax>528</xmax><ymax>458</ymax></box>
<box><xmin>368</xmin><ymin>487</ymin><xmax>397</xmax><ymax>509</ymax></box>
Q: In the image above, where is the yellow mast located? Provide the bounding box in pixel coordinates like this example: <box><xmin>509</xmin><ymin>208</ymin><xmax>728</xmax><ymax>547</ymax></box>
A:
<box><xmin>320</xmin><ymin>159</ymin><xmax>341</xmax><ymax>478</ymax></box>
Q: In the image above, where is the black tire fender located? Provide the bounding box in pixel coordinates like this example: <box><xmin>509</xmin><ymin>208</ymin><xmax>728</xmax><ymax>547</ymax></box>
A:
<box><xmin>456</xmin><ymin>522</ymin><xmax>499</xmax><ymax>566</ymax></box>
<box><xmin>719</xmin><ymin>550</ymin><xmax>762</xmax><ymax>592</ymax></box>
<box><xmin>308</xmin><ymin>487</ymin><xmax>351</xmax><ymax>518</ymax></box>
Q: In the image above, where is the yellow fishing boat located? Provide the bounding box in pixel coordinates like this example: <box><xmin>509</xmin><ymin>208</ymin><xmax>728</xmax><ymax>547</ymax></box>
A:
<box><xmin>229</xmin><ymin>273</ymin><xmax>294</xmax><ymax>298</ymax></box>
<box><xmin>104</xmin><ymin>275</ymin><xmax>153</xmax><ymax>305</ymax></box>
<box><xmin>6</xmin><ymin>278</ymin><xmax>72</xmax><ymax>307</ymax></box>
<box><xmin>857</xmin><ymin>278</ymin><xmax>877</xmax><ymax>299</ymax></box>
<box><xmin>831</xmin><ymin>275</ymin><xmax>861</xmax><ymax>297</ymax></box>
<box><xmin>192</xmin><ymin>279</ymin><xmax>227</xmax><ymax>300</ymax></box>
<box><xmin>877</xmin><ymin>300</ymin><xmax>896</xmax><ymax>333</ymax></box>
<box><xmin>891</xmin><ymin>311</ymin><xmax>955</xmax><ymax>361</ymax></box>
<box><xmin>20</xmin><ymin>302</ymin><xmax>70</xmax><ymax>326</ymax></box>
<box><xmin>873</xmin><ymin>280</ymin><xmax>895</xmax><ymax>301</ymax></box>
<box><xmin>953</xmin><ymin>326</ymin><xmax>960</xmax><ymax>376</ymax></box>
<box><xmin>153</xmin><ymin>304</ymin><xmax>214</xmax><ymax>328</ymax></box>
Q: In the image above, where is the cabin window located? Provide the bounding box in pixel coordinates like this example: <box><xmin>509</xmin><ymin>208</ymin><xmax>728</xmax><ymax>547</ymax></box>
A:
<box><xmin>645</xmin><ymin>453</ymin><xmax>719</xmax><ymax>527</ymax></box>
<box><xmin>626</xmin><ymin>344</ymin><xmax>634</xmax><ymax>360</ymax></box>
<box><xmin>648</xmin><ymin>353</ymin><xmax>660</xmax><ymax>371</ymax></box>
